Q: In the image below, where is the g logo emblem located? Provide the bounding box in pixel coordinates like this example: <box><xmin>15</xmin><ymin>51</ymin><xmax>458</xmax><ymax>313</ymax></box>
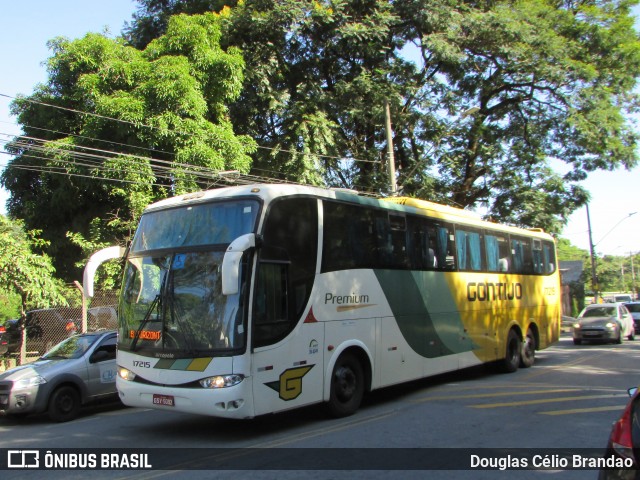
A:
<box><xmin>265</xmin><ymin>365</ymin><xmax>314</xmax><ymax>401</ymax></box>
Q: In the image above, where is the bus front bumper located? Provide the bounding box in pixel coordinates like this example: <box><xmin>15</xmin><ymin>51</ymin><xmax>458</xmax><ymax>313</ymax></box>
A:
<box><xmin>116</xmin><ymin>376</ymin><xmax>255</xmax><ymax>419</ymax></box>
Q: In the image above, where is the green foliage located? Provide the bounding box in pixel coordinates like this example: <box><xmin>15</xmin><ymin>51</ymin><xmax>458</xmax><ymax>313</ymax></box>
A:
<box><xmin>2</xmin><ymin>12</ymin><xmax>256</xmax><ymax>283</ymax></box>
<box><xmin>2</xmin><ymin>0</ymin><xmax>640</xmax><ymax>287</ymax></box>
<box><xmin>556</xmin><ymin>238</ymin><xmax>590</xmax><ymax>262</ymax></box>
<box><xmin>556</xmin><ymin>238</ymin><xmax>640</xmax><ymax>296</ymax></box>
<box><xmin>0</xmin><ymin>216</ymin><xmax>68</xmax><ymax>316</ymax></box>
<box><xmin>0</xmin><ymin>290</ymin><xmax>21</xmax><ymax>323</ymax></box>
<box><xmin>125</xmin><ymin>0</ymin><xmax>640</xmax><ymax>233</ymax></box>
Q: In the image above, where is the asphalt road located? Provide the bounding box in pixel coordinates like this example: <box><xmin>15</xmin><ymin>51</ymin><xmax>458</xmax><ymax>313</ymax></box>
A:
<box><xmin>1</xmin><ymin>331</ymin><xmax>638</xmax><ymax>480</ymax></box>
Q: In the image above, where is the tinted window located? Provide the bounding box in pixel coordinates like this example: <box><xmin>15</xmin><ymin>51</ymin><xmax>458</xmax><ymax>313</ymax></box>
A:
<box><xmin>626</xmin><ymin>303</ymin><xmax>640</xmax><ymax>313</ymax></box>
<box><xmin>254</xmin><ymin>198</ymin><xmax>318</xmax><ymax>347</ymax></box>
<box><xmin>456</xmin><ymin>227</ymin><xmax>484</xmax><ymax>272</ymax></box>
<box><xmin>132</xmin><ymin>200</ymin><xmax>259</xmax><ymax>252</ymax></box>
<box><xmin>485</xmin><ymin>233</ymin><xmax>511</xmax><ymax>272</ymax></box>
<box><xmin>322</xmin><ymin>201</ymin><xmax>456</xmax><ymax>272</ymax></box>
<box><xmin>582</xmin><ymin>307</ymin><xmax>616</xmax><ymax>317</ymax></box>
<box><xmin>511</xmin><ymin>236</ymin><xmax>533</xmax><ymax>274</ymax></box>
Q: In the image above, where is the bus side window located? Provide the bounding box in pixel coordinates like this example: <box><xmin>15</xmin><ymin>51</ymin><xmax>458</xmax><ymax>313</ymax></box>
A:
<box><xmin>532</xmin><ymin>240</ymin><xmax>543</xmax><ymax>274</ymax></box>
<box><xmin>542</xmin><ymin>241</ymin><xmax>556</xmax><ymax>274</ymax></box>
<box><xmin>511</xmin><ymin>236</ymin><xmax>533</xmax><ymax>274</ymax></box>
<box><xmin>455</xmin><ymin>228</ymin><xmax>484</xmax><ymax>271</ymax></box>
<box><xmin>485</xmin><ymin>233</ymin><xmax>510</xmax><ymax>272</ymax></box>
<box><xmin>254</xmin><ymin>197</ymin><xmax>318</xmax><ymax>348</ymax></box>
<box><xmin>253</xmin><ymin>262</ymin><xmax>290</xmax><ymax>347</ymax></box>
<box><xmin>435</xmin><ymin>224</ymin><xmax>456</xmax><ymax>270</ymax></box>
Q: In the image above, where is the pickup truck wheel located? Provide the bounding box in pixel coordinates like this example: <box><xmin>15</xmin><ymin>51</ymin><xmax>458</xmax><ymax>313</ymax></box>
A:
<box><xmin>48</xmin><ymin>385</ymin><xmax>80</xmax><ymax>422</ymax></box>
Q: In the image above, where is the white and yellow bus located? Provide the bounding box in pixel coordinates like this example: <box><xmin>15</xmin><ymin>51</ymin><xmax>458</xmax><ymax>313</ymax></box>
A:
<box><xmin>84</xmin><ymin>184</ymin><xmax>561</xmax><ymax>418</ymax></box>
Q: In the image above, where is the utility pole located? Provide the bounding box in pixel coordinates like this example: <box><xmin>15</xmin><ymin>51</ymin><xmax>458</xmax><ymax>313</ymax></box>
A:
<box><xmin>632</xmin><ymin>253</ymin><xmax>637</xmax><ymax>300</ymax></box>
<box><xmin>384</xmin><ymin>100</ymin><xmax>397</xmax><ymax>196</ymax></box>
<box><xmin>586</xmin><ymin>204</ymin><xmax>599</xmax><ymax>303</ymax></box>
<box><xmin>74</xmin><ymin>280</ymin><xmax>87</xmax><ymax>333</ymax></box>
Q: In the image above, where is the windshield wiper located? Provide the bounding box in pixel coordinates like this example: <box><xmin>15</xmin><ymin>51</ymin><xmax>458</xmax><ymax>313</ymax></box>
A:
<box><xmin>130</xmin><ymin>294</ymin><xmax>160</xmax><ymax>352</ymax></box>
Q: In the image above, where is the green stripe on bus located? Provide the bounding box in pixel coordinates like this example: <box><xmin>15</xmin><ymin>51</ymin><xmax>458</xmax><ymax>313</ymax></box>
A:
<box><xmin>374</xmin><ymin>270</ymin><xmax>477</xmax><ymax>358</ymax></box>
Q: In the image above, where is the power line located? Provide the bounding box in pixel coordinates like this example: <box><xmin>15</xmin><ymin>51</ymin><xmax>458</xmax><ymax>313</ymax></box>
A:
<box><xmin>0</xmin><ymin>92</ymin><xmax>382</xmax><ymax>165</ymax></box>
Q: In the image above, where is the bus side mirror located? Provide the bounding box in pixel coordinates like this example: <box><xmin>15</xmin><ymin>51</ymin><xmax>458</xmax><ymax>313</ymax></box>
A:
<box><xmin>222</xmin><ymin>234</ymin><xmax>256</xmax><ymax>295</ymax></box>
<box><xmin>83</xmin><ymin>246</ymin><xmax>126</xmax><ymax>298</ymax></box>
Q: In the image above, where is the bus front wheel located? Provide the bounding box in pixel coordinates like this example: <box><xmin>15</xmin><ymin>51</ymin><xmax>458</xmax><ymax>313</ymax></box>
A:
<box><xmin>327</xmin><ymin>352</ymin><xmax>364</xmax><ymax>417</ymax></box>
<box><xmin>501</xmin><ymin>329</ymin><xmax>521</xmax><ymax>373</ymax></box>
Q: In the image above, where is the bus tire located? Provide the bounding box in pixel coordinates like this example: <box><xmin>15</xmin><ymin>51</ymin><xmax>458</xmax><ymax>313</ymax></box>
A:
<box><xmin>327</xmin><ymin>352</ymin><xmax>364</xmax><ymax>417</ymax></box>
<box><xmin>501</xmin><ymin>329</ymin><xmax>521</xmax><ymax>373</ymax></box>
<box><xmin>520</xmin><ymin>329</ymin><xmax>536</xmax><ymax>368</ymax></box>
<box><xmin>48</xmin><ymin>385</ymin><xmax>81</xmax><ymax>422</ymax></box>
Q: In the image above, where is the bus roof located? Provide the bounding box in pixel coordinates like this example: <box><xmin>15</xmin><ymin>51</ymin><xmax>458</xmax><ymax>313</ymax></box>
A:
<box><xmin>143</xmin><ymin>184</ymin><xmax>552</xmax><ymax>240</ymax></box>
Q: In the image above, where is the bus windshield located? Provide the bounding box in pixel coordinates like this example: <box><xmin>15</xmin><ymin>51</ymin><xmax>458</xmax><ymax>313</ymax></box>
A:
<box><xmin>119</xmin><ymin>200</ymin><xmax>258</xmax><ymax>357</ymax></box>
<box><xmin>130</xmin><ymin>199</ymin><xmax>259</xmax><ymax>253</ymax></box>
<box><xmin>119</xmin><ymin>251</ymin><xmax>246</xmax><ymax>356</ymax></box>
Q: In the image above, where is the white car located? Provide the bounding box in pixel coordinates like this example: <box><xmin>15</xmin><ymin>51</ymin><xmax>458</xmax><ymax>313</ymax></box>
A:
<box><xmin>623</xmin><ymin>302</ymin><xmax>640</xmax><ymax>335</ymax></box>
<box><xmin>573</xmin><ymin>303</ymin><xmax>635</xmax><ymax>345</ymax></box>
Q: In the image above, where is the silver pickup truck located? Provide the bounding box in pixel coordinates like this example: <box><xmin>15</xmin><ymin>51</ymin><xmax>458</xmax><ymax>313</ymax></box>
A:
<box><xmin>0</xmin><ymin>330</ymin><xmax>118</xmax><ymax>421</ymax></box>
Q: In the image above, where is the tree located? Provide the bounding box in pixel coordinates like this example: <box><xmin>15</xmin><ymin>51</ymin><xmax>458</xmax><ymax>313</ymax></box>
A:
<box><xmin>556</xmin><ymin>238</ymin><xmax>590</xmax><ymax>262</ymax></box>
<box><xmin>126</xmin><ymin>0</ymin><xmax>640</xmax><ymax>234</ymax></box>
<box><xmin>2</xmin><ymin>12</ymin><xmax>256</xmax><ymax>282</ymax></box>
<box><xmin>0</xmin><ymin>290</ymin><xmax>21</xmax><ymax>323</ymax></box>
<box><xmin>0</xmin><ymin>215</ymin><xmax>68</xmax><ymax>363</ymax></box>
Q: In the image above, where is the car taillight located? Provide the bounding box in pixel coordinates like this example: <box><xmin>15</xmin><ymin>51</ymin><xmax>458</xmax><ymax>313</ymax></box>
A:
<box><xmin>610</xmin><ymin>401</ymin><xmax>636</xmax><ymax>463</ymax></box>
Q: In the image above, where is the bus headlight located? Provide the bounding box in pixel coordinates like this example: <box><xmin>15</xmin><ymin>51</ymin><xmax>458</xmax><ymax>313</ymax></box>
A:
<box><xmin>118</xmin><ymin>367</ymin><xmax>137</xmax><ymax>382</ymax></box>
<box><xmin>199</xmin><ymin>374</ymin><xmax>244</xmax><ymax>389</ymax></box>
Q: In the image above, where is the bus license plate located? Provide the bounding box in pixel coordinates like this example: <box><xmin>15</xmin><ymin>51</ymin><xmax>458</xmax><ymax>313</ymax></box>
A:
<box><xmin>153</xmin><ymin>394</ymin><xmax>175</xmax><ymax>407</ymax></box>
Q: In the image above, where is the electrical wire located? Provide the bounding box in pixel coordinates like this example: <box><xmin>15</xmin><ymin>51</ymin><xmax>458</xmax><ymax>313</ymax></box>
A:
<box><xmin>0</xmin><ymin>92</ymin><xmax>382</xmax><ymax>165</ymax></box>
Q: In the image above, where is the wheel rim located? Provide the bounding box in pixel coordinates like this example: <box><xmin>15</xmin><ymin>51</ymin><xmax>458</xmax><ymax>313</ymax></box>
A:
<box><xmin>523</xmin><ymin>334</ymin><xmax>534</xmax><ymax>361</ymax></box>
<box><xmin>334</xmin><ymin>365</ymin><xmax>357</xmax><ymax>403</ymax></box>
<box><xmin>508</xmin><ymin>338</ymin><xmax>519</xmax><ymax>363</ymax></box>
<box><xmin>57</xmin><ymin>392</ymin><xmax>74</xmax><ymax>413</ymax></box>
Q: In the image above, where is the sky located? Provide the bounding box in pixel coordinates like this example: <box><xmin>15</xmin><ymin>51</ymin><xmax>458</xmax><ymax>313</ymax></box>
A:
<box><xmin>0</xmin><ymin>1</ymin><xmax>639</xmax><ymax>257</ymax></box>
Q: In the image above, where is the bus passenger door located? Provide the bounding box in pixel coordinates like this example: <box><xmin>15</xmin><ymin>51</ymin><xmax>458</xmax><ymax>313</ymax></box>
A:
<box><xmin>250</xmin><ymin>261</ymin><xmax>325</xmax><ymax>416</ymax></box>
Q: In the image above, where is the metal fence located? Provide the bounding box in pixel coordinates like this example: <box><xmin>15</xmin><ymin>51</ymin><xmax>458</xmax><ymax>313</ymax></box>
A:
<box><xmin>3</xmin><ymin>290</ymin><xmax>118</xmax><ymax>359</ymax></box>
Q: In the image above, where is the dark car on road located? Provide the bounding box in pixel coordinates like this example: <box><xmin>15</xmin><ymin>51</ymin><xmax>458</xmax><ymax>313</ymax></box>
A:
<box><xmin>0</xmin><ymin>320</ymin><xmax>20</xmax><ymax>356</ymax></box>
<box><xmin>0</xmin><ymin>322</ymin><xmax>12</xmax><ymax>356</ymax></box>
<box><xmin>2</xmin><ymin>307</ymin><xmax>118</xmax><ymax>358</ymax></box>
<box><xmin>1</xmin><ymin>309</ymin><xmax>81</xmax><ymax>357</ymax></box>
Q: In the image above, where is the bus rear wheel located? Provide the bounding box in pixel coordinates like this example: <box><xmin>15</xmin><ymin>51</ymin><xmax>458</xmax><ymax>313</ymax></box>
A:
<box><xmin>327</xmin><ymin>352</ymin><xmax>364</xmax><ymax>417</ymax></box>
<box><xmin>501</xmin><ymin>329</ymin><xmax>521</xmax><ymax>373</ymax></box>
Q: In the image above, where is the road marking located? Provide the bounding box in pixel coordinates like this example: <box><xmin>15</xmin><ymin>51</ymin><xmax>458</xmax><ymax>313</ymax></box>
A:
<box><xmin>111</xmin><ymin>409</ymin><xmax>402</xmax><ymax>479</ymax></box>
<box><xmin>412</xmin><ymin>388</ymin><xmax>583</xmax><ymax>403</ymax></box>
<box><xmin>470</xmin><ymin>394</ymin><xmax>619</xmax><ymax>409</ymax></box>
<box><xmin>540</xmin><ymin>405</ymin><xmax>628</xmax><ymax>415</ymax></box>
<box><xmin>522</xmin><ymin>350</ymin><xmax>612</xmax><ymax>380</ymax></box>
